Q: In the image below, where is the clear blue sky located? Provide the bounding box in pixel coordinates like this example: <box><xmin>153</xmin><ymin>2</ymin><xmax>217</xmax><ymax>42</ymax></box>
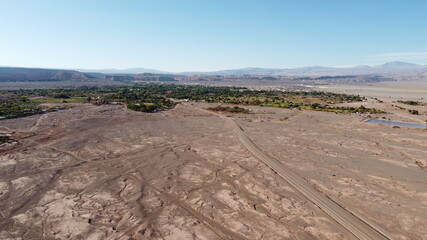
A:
<box><xmin>1</xmin><ymin>0</ymin><xmax>426</xmax><ymax>72</ymax></box>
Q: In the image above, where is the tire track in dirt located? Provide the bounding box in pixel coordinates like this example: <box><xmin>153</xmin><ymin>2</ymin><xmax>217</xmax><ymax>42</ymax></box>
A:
<box><xmin>225</xmin><ymin>116</ymin><xmax>391</xmax><ymax>240</ymax></box>
<box><xmin>184</xmin><ymin>103</ymin><xmax>391</xmax><ymax>240</ymax></box>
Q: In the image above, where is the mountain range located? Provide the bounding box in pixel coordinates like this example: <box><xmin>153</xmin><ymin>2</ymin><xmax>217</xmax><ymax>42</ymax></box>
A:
<box><xmin>0</xmin><ymin>62</ymin><xmax>426</xmax><ymax>83</ymax></box>
<box><xmin>179</xmin><ymin>61</ymin><xmax>427</xmax><ymax>76</ymax></box>
<box><xmin>0</xmin><ymin>67</ymin><xmax>95</xmax><ymax>82</ymax></box>
<box><xmin>75</xmin><ymin>68</ymin><xmax>169</xmax><ymax>75</ymax></box>
<box><xmin>74</xmin><ymin>61</ymin><xmax>427</xmax><ymax>76</ymax></box>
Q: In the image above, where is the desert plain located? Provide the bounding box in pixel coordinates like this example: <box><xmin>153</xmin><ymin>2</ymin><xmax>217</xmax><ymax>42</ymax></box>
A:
<box><xmin>0</xmin><ymin>85</ymin><xmax>426</xmax><ymax>240</ymax></box>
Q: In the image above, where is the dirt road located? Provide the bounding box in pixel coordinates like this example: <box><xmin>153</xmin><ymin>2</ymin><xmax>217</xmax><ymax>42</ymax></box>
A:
<box><xmin>222</xmin><ymin>115</ymin><xmax>391</xmax><ymax>240</ymax></box>
<box><xmin>3</xmin><ymin>102</ymin><xmax>425</xmax><ymax>239</ymax></box>
<box><xmin>3</xmin><ymin>104</ymin><xmax>360</xmax><ymax>239</ymax></box>
<box><xmin>183</xmin><ymin>102</ymin><xmax>392</xmax><ymax>239</ymax></box>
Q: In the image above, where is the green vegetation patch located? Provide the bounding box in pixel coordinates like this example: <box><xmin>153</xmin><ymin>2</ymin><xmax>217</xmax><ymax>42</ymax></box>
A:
<box><xmin>409</xmin><ymin>109</ymin><xmax>419</xmax><ymax>115</ymax></box>
<box><xmin>299</xmin><ymin>104</ymin><xmax>385</xmax><ymax>114</ymax></box>
<box><xmin>156</xmin><ymin>84</ymin><xmax>381</xmax><ymax>114</ymax></box>
<box><xmin>207</xmin><ymin>106</ymin><xmax>251</xmax><ymax>114</ymax></box>
<box><xmin>0</xmin><ymin>84</ymin><xmax>384</xmax><ymax>118</ymax></box>
<box><xmin>0</xmin><ymin>136</ymin><xmax>11</xmax><ymax>144</ymax></box>
<box><xmin>398</xmin><ymin>100</ymin><xmax>425</xmax><ymax>106</ymax></box>
<box><xmin>0</xmin><ymin>97</ymin><xmax>43</xmax><ymax>118</ymax></box>
<box><xmin>31</xmin><ymin>97</ymin><xmax>87</xmax><ymax>104</ymax></box>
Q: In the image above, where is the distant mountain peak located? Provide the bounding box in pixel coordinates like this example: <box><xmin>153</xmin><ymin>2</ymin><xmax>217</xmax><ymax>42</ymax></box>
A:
<box><xmin>377</xmin><ymin>61</ymin><xmax>419</xmax><ymax>68</ymax></box>
<box><xmin>353</xmin><ymin>65</ymin><xmax>372</xmax><ymax>69</ymax></box>
<box><xmin>77</xmin><ymin>68</ymin><xmax>169</xmax><ymax>74</ymax></box>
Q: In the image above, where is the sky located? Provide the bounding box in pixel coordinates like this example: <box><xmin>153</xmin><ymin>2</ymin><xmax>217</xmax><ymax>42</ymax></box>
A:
<box><xmin>1</xmin><ymin>0</ymin><xmax>427</xmax><ymax>72</ymax></box>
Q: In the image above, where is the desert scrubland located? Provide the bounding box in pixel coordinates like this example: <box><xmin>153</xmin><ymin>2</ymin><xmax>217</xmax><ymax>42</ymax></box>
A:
<box><xmin>0</xmin><ymin>85</ymin><xmax>426</xmax><ymax>240</ymax></box>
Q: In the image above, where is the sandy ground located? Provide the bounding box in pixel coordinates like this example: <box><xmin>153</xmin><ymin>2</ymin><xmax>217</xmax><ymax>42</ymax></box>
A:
<box><xmin>223</xmin><ymin>102</ymin><xmax>427</xmax><ymax>239</ymax></box>
<box><xmin>318</xmin><ymin>81</ymin><xmax>427</xmax><ymax>101</ymax></box>
<box><xmin>0</xmin><ymin>89</ymin><xmax>426</xmax><ymax>239</ymax></box>
<box><xmin>0</xmin><ymin>104</ymin><xmax>355</xmax><ymax>240</ymax></box>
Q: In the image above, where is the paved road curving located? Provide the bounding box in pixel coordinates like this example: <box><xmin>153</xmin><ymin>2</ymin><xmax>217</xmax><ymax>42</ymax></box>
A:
<box><xmin>221</xmin><ymin>115</ymin><xmax>391</xmax><ymax>240</ymax></box>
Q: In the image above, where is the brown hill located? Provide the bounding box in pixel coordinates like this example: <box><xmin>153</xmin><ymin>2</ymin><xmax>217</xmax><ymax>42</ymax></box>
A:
<box><xmin>0</xmin><ymin>67</ymin><xmax>95</xmax><ymax>82</ymax></box>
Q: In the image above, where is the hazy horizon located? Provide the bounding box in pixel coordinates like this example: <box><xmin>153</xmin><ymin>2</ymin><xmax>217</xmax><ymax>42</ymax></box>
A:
<box><xmin>1</xmin><ymin>0</ymin><xmax>427</xmax><ymax>71</ymax></box>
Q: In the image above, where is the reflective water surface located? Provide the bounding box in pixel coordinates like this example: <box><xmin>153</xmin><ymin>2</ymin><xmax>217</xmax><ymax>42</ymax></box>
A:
<box><xmin>365</xmin><ymin>119</ymin><xmax>427</xmax><ymax>129</ymax></box>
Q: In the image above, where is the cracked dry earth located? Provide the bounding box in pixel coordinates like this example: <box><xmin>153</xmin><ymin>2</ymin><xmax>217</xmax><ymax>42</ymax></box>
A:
<box><xmin>232</xmin><ymin>104</ymin><xmax>427</xmax><ymax>240</ymax></box>
<box><xmin>0</xmin><ymin>104</ymin><xmax>356</xmax><ymax>240</ymax></box>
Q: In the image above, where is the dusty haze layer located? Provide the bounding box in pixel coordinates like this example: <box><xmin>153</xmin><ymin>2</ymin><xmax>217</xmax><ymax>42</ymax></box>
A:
<box><xmin>0</xmin><ymin>87</ymin><xmax>426</xmax><ymax>239</ymax></box>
